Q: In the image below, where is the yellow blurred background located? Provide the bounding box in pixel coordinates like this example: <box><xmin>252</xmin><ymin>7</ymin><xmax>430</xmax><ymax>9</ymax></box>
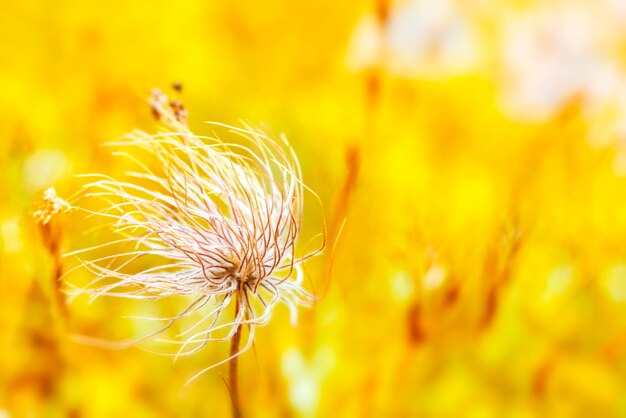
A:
<box><xmin>3</xmin><ymin>0</ymin><xmax>626</xmax><ymax>416</ymax></box>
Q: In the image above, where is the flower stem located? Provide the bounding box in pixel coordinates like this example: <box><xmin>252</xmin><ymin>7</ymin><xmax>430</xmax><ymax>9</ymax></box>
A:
<box><xmin>229</xmin><ymin>295</ymin><xmax>242</xmax><ymax>418</ymax></box>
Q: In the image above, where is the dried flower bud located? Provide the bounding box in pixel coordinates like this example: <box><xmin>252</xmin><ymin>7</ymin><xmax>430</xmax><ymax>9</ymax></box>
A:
<box><xmin>149</xmin><ymin>88</ymin><xmax>188</xmax><ymax>127</ymax></box>
<box><xmin>33</xmin><ymin>187</ymin><xmax>70</xmax><ymax>226</ymax></box>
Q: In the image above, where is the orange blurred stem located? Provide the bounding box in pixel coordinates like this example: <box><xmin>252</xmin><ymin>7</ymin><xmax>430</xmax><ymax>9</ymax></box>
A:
<box><xmin>41</xmin><ymin>222</ymin><xmax>68</xmax><ymax>320</ymax></box>
<box><xmin>52</xmin><ymin>249</ymin><xmax>68</xmax><ymax>319</ymax></box>
<box><xmin>229</xmin><ymin>295</ymin><xmax>242</xmax><ymax>418</ymax></box>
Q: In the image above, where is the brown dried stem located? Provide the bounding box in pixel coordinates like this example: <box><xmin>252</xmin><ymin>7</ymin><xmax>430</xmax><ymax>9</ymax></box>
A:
<box><xmin>229</xmin><ymin>293</ymin><xmax>243</xmax><ymax>418</ymax></box>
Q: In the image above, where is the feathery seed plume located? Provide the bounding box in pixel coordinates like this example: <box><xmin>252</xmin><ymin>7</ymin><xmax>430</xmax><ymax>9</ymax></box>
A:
<box><xmin>67</xmin><ymin>89</ymin><xmax>324</xmax><ymax>382</ymax></box>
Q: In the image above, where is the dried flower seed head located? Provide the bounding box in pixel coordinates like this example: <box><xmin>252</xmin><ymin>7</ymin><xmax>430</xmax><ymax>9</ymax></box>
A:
<box><xmin>150</xmin><ymin>88</ymin><xmax>188</xmax><ymax>126</ymax></box>
<box><xmin>33</xmin><ymin>187</ymin><xmax>70</xmax><ymax>226</ymax></box>
<box><xmin>67</xmin><ymin>91</ymin><xmax>324</xmax><ymax>380</ymax></box>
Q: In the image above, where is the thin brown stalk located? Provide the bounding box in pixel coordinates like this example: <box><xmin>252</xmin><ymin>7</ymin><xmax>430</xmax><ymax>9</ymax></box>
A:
<box><xmin>229</xmin><ymin>294</ymin><xmax>243</xmax><ymax>418</ymax></box>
